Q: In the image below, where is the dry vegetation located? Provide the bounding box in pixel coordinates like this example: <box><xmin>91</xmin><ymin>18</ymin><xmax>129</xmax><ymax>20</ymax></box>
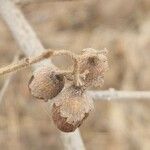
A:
<box><xmin>0</xmin><ymin>0</ymin><xmax>150</xmax><ymax>150</ymax></box>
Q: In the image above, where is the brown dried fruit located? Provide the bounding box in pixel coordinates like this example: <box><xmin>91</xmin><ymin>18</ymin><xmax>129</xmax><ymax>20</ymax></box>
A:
<box><xmin>79</xmin><ymin>48</ymin><xmax>109</xmax><ymax>87</ymax></box>
<box><xmin>28</xmin><ymin>66</ymin><xmax>65</xmax><ymax>101</ymax></box>
<box><xmin>52</xmin><ymin>85</ymin><xmax>94</xmax><ymax>132</ymax></box>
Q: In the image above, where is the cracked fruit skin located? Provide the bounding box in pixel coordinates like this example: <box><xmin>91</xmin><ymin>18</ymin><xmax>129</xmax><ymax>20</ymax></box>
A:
<box><xmin>79</xmin><ymin>48</ymin><xmax>109</xmax><ymax>87</ymax></box>
<box><xmin>52</xmin><ymin>85</ymin><xmax>94</xmax><ymax>132</ymax></box>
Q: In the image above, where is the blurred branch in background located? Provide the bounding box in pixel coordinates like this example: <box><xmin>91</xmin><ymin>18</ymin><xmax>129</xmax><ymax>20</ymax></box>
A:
<box><xmin>0</xmin><ymin>55</ymin><xmax>19</xmax><ymax>104</ymax></box>
<box><xmin>88</xmin><ymin>89</ymin><xmax>150</xmax><ymax>101</ymax></box>
<box><xmin>0</xmin><ymin>0</ymin><xmax>85</xmax><ymax>150</ymax></box>
<box><xmin>0</xmin><ymin>54</ymin><xmax>22</xmax><ymax>150</ymax></box>
<box><xmin>0</xmin><ymin>0</ymin><xmax>150</xmax><ymax>149</ymax></box>
<box><xmin>13</xmin><ymin>0</ymin><xmax>81</xmax><ymax>5</ymax></box>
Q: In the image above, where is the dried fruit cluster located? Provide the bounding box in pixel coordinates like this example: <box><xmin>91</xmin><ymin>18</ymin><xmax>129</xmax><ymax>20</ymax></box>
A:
<box><xmin>28</xmin><ymin>48</ymin><xmax>109</xmax><ymax>132</ymax></box>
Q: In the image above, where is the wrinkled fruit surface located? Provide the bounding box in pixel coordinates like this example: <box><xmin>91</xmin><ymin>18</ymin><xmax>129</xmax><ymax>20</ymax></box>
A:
<box><xmin>28</xmin><ymin>67</ymin><xmax>65</xmax><ymax>101</ymax></box>
<box><xmin>52</xmin><ymin>85</ymin><xmax>94</xmax><ymax>132</ymax></box>
<box><xmin>79</xmin><ymin>48</ymin><xmax>109</xmax><ymax>87</ymax></box>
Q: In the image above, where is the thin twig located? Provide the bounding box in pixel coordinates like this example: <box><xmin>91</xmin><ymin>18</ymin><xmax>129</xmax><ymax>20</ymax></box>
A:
<box><xmin>0</xmin><ymin>49</ymin><xmax>85</xmax><ymax>87</ymax></box>
<box><xmin>73</xmin><ymin>56</ymin><xmax>83</xmax><ymax>86</ymax></box>
<box><xmin>0</xmin><ymin>50</ymin><xmax>77</xmax><ymax>76</ymax></box>
<box><xmin>0</xmin><ymin>0</ymin><xmax>85</xmax><ymax>150</ymax></box>
<box><xmin>0</xmin><ymin>50</ymin><xmax>53</xmax><ymax>76</ymax></box>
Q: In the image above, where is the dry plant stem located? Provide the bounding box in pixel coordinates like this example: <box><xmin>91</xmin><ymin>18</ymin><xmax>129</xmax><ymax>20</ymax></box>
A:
<box><xmin>0</xmin><ymin>0</ymin><xmax>85</xmax><ymax>150</ymax></box>
<box><xmin>53</xmin><ymin>50</ymin><xmax>77</xmax><ymax>60</ymax></box>
<box><xmin>72</xmin><ymin>56</ymin><xmax>82</xmax><ymax>86</ymax></box>
<box><xmin>0</xmin><ymin>50</ymin><xmax>77</xmax><ymax>76</ymax></box>
<box><xmin>0</xmin><ymin>49</ymin><xmax>82</xmax><ymax>86</ymax></box>
<box><xmin>0</xmin><ymin>50</ymin><xmax>53</xmax><ymax>76</ymax></box>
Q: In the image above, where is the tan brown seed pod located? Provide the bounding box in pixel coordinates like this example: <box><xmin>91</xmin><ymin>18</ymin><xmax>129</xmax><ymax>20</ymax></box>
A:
<box><xmin>52</xmin><ymin>85</ymin><xmax>94</xmax><ymax>132</ymax></box>
<box><xmin>28</xmin><ymin>66</ymin><xmax>65</xmax><ymax>101</ymax></box>
<box><xmin>79</xmin><ymin>48</ymin><xmax>109</xmax><ymax>87</ymax></box>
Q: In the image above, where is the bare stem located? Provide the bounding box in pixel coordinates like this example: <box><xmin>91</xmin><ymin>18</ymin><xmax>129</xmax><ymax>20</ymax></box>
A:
<box><xmin>0</xmin><ymin>48</ymin><xmax>83</xmax><ymax>87</ymax></box>
<box><xmin>0</xmin><ymin>50</ymin><xmax>54</xmax><ymax>76</ymax></box>
<box><xmin>0</xmin><ymin>49</ymin><xmax>78</xmax><ymax>76</ymax></box>
<box><xmin>73</xmin><ymin>56</ymin><xmax>82</xmax><ymax>86</ymax></box>
<box><xmin>53</xmin><ymin>50</ymin><xmax>75</xmax><ymax>58</ymax></box>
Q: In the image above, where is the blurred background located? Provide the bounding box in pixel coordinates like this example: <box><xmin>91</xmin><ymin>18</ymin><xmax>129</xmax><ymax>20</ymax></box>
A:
<box><xmin>0</xmin><ymin>0</ymin><xmax>150</xmax><ymax>149</ymax></box>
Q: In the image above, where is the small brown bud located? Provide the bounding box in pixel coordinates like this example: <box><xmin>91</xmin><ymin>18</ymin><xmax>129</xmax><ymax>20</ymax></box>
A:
<box><xmin>52</xmin><ymin>85</ymin><xmax>94</xmax><ymax>132</ymax></box>
<box><xmin>28</xmin><ymin>66</ymin><xmax>65</xmax><ymax>101</ymax></box>
<box><xmin>79</xmin><ymin>48</ymin><xmax>109</xmax><ymax>87</ymax></box>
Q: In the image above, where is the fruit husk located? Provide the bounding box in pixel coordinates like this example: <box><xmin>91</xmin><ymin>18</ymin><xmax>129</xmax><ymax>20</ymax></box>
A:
<box><xmin>79</xmin><ymin>48</ymin><xmax>109</xmax><ymax>87</ymax></box>
<box><xmin>28</xmin><ymin>66</ymin><xmax>65</xmax><ymax>101</ymax></box>
<box><xmin>52</xmin><ymin>85</ymin><xmax>94</xmax><ymax>132</ymax></box>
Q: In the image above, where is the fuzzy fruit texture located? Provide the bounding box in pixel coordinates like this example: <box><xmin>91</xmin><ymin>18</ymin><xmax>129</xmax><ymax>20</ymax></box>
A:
<box><xmin>28</xmin><ymin>66</ymin><xmax>65</xmax><ymax>101</ymax></box>
<box><xmin>79</xmin><ymin>48</ymin><xmax>109</xmax><ymax>87</ymax></box>
<box><xmin>52</xmin><ymin>85</ymin><xmax>94</xmax><ymax>132</ymax></box>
